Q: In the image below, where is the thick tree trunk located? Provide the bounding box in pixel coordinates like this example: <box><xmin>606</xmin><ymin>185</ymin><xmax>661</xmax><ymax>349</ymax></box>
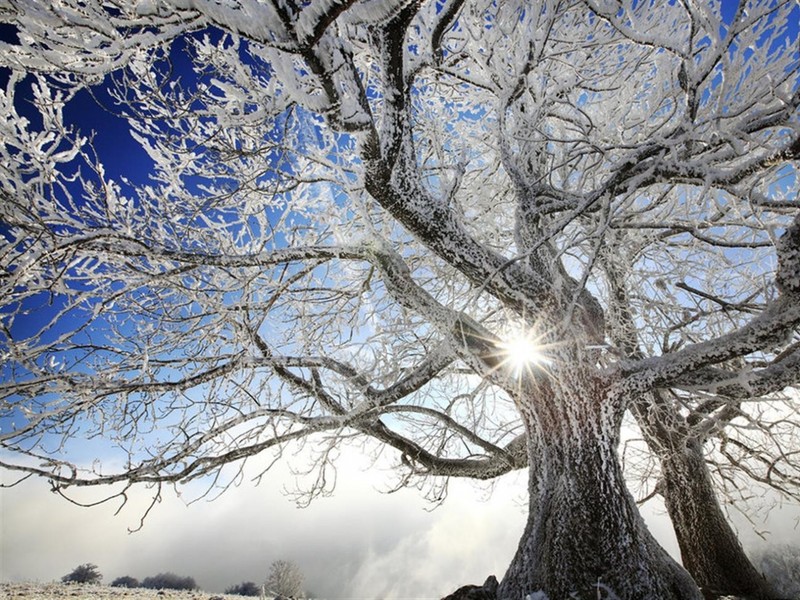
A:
<box><xmin>661</xmin><ymin>441</ymin><xmax>777</xmax><ymax>599</ymax></box>
<box><xmin>631</xmin><ymin>397</ymin><xmax>778</xmax><ymax>599</ymax></box>
<box><xmin>497</xmin><ymin>367</ymin><xmax>701</xmax><ymax>600</ymax></box>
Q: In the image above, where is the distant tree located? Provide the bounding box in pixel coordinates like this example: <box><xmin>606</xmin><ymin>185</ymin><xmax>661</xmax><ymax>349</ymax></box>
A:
<box><xmin>110</xmin><ymin>576</ymin><xmax>139</xmax><ymax>588</ymax></box>
<box><xmin>141</xmin><ymin>572</ymin><xmax>197</xmax><ymax>591</ymax></box>
<box><xmin>225</xmin><ymin>581</ymin><xmax>261</xmax><ymax>597</ymax></box>
<box><xmin>61</xmin><ymin>563</ymin><xmax>102</xmax><ymax>585</ymax></box>
<box><xmin>266</xmin><ymin>561</ymin><xmax>305</xmax><ymax>599</ymax></box>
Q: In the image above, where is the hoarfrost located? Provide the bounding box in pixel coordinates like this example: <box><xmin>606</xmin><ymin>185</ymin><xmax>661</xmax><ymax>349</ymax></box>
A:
<box><xmin>1</xmin><ymin>1</ymin><xmax>798</xmax><ymax>599</ymax></box>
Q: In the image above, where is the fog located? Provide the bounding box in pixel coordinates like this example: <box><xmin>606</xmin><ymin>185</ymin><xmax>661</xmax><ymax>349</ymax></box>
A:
<box><xmin>1</xmin><ymin>450</ymin><xmax>528</xmax><ymax>598</ymax></box>
<box><xmin>2</xmin><ymin>447</ymin><xmax>796</xmax><ymax>598</ymax></box>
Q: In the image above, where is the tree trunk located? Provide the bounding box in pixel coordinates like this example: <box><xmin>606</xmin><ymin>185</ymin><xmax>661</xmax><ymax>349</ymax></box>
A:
<box><xmin>661</xmin><ymin>441</ymin><xmax>777</xmax><ymax>599</ymax></box>
<box><xmin>497</xmin><ymin>366</ymin><xmax>701</xmax><ymax>600</ymax></box>
<box><xmin>631</xmin><ymin>396</ymin><xmax>778</xmax><ymax>599</ymax></box>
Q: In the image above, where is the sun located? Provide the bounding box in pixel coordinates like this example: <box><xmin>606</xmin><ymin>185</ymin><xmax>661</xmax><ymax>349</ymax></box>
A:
<box><xmin>498</xmin><ymin>330</ymin><xmax>550</xmax><ymax>376</ymax></box>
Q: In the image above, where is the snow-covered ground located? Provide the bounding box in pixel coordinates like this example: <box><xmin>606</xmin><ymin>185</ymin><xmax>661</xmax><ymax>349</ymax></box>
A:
<box><xmin>0</xmin><ymin>582</ymin><xmax>252</xmax><ymax>600</ymax></box>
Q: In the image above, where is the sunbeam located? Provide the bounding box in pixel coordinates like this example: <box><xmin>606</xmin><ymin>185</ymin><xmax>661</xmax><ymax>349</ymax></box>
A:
<box><xmin>498</xmin><ymin>329</ymin><xmax>551</xmax><ymax>378</ymax></box>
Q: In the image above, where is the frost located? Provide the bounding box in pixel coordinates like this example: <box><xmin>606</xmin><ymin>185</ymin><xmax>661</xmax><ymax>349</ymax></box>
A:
<box><xmin>134</xmin><ymin>0</ymin><xmax>160</xmax><ymax>17</ymax></box>
<box><xmin>1</xmin><ymin>2</ymin><xmax>798</xmax><ymax>599</ymax></box>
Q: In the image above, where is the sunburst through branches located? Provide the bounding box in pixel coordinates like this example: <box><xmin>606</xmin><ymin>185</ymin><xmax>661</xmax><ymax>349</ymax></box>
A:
<box><xmin>497</xmin><ymin>326</ymin><xmax>552</xmax><ymax>379</ymax></box>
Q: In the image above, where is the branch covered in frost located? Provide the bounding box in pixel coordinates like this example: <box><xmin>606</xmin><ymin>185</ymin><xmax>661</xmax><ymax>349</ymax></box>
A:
<box><xmin>1</xmin><ymin>0</ymin><xmax>799</xmax><ymax>511</ymax></box>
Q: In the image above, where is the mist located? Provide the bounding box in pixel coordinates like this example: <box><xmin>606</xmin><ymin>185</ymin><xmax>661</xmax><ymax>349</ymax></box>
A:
<box><xmin>3</xmin><ymin>446</ymin><xmax>797</xmax><ymax>598</ymax></box>
<box><xmin>1</xmin><ymin>449</ymin><xmax>528</xmax><ymax>598</ymax></box>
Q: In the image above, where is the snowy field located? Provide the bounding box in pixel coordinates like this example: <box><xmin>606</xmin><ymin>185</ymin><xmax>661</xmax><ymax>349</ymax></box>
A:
<box><xmin>0</xmin><ymin>582</ymin><xmax>252</xmax><ymax>600</ymax></box>
<box><xmin>0</xmin><ymin>582</ymin><xmax>755</xmax><ymax>600</ymax></box>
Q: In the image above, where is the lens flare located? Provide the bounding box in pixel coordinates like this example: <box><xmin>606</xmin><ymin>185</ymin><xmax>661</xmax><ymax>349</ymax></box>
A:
<box><xmin>498</xmin><ymin>331</ymin><xmax>550</xmax><ymax>376</ymax></box>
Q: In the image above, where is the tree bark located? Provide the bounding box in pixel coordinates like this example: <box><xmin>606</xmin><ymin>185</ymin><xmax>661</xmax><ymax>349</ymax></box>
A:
<box><xmin>661</xmin><ymin>440</ymin><xmax>777</xmax><ymax>600</ymax></box>
<box><xmin>631</xmin><ymin>396</ymin><xmax>778</xmax><ymax>599</ymax></box>
<box><xmin>497</xmin><ymin>365</ymin><xmax>702</xmax><ymax>600</ymax></box>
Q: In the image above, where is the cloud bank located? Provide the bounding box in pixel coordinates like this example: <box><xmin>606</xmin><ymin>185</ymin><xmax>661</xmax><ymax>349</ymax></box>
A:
<box><xmin>1</xmin><ymin>450</ymin><xmax>528</xmax><ymax>598</ymax></box>
<box><xmin>3</xmin><ymin>445</ymin><xmax>796</xmax><ymax>599</ymax></box>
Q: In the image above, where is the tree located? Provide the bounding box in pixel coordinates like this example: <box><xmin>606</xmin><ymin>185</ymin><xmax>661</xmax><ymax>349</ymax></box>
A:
<box><xmin>141</xmin><ymin>573</ymin><xmax>197</xmax><ymax>591</ymax></box>
<box><xmin>0</xmin><ymin>1</ymin><xmax>798</xmax><ymax>599</ymax></box>
<box><xmin>110</xmin><ymin>576</ymin><xmax>140</xmax><ymax>588</ymax></box>
<box><xmin>627</xmin><ymin>393</ymin><xmax>783</xmax><ymax>599</ymax></box>
<box><xmin>225</xmin><ymin>581</ymin><xmax>261</xmax><ymax>597</ymax></box>
<box><xmin>61</xmin><ymin>564</ymin><xmax>102</xmax><ymax>585</ymax></box>
<box><xmin>266</xmin><ymin>560</ymin><xmax>305</xmax><ymax>599</ymax></box>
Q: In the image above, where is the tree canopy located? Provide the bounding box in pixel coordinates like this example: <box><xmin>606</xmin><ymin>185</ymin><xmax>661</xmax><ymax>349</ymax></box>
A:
<box><xmin>1</xmin><ymin>1</ymin><xmax>798</xmax><ymax>598</ymax></box>
<box><xmin>61</xmin><ymin>563</ymin><xmax>102</xmax><ymax>585</ymax></box>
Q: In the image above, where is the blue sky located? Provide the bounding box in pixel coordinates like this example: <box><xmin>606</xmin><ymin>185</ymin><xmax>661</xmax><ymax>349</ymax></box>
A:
<box><xmin>0</xmin><ymin>26</ymin><xmax>531</xmax><ymax>597</ymax></box>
